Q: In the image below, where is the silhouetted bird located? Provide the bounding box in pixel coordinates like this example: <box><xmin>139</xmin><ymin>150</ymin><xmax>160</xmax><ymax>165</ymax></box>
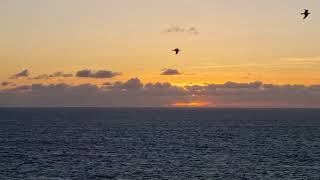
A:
<box><xmin>172</xmin><ymin>48</ymin><xmax>180</xmax><ymax>55</ymax></box>
<box><xmin>301</xmin><ymin>9</ymin><xmax>310</xmax><ymax>19</ymax></box>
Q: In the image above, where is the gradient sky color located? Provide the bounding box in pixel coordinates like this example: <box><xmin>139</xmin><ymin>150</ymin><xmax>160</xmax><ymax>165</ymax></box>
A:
<box><xmin>1</xmin><ymin>1</ymin><xmax>320</xmax><ymax>107</ymax></box>
<box><xmin>1</xmin><ymin>0</ymin><xmax>320</xmax><ymax>84</ymax></box>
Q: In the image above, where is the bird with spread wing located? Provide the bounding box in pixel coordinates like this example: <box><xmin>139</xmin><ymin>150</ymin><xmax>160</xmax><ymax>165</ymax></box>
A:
<box><xmin>301</xmin><ymin>9</ymin><xmax>310</xmax><ymax>19</ymax></box>
<box><xmin>172</xmin><ymin>48</ymin><xmax>180</xmax><ymax>55</ymax></box>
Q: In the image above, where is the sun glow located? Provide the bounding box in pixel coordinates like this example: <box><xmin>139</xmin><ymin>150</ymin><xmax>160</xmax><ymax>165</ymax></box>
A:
<box><xmin>171</xmin><ymin>101</ymin><xmax>211</xmax><ymax>107</ymax></box>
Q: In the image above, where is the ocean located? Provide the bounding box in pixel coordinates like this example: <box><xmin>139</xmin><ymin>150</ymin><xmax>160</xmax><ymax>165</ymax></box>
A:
<box><xmin>0</xmin><ymin>108</ymin><xmax>320</xmax><ymax>179</ymax></box>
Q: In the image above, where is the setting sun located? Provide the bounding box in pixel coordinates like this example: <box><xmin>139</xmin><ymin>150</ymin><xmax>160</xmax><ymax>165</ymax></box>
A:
<box><xmin>171</xmin><ymin>101</ymin><xmax>211</xmax><ymax>107</ymax></box>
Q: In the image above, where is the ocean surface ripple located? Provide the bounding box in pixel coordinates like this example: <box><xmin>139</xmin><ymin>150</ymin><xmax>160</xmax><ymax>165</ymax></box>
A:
<box><xmin>1</xmin><ymin>108</ymin><xmax>320</xmax><ymax>179</ymax></box>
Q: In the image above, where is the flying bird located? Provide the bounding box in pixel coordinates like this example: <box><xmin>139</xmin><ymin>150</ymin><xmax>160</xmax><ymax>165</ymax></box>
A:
<box><xmin>172</xmin><ymin>48</ymin><xmax>180</xmax><ymax>55</ymax></box>
<box><xmin>301</xmin><ymin>9</ymin><xmax>310</xmax><ymax>19</ymax></box>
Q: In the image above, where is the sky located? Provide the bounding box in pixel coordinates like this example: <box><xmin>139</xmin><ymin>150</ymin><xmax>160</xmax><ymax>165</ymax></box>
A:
<box><xmin>1</xmin><ymin>0</ymin><xmax>320</xmax><ymax>107</ymax></box>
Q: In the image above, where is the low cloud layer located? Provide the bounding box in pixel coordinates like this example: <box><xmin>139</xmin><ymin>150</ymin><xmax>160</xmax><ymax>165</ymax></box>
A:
<box><xmin>161</xmin><ymin>69</ymin><xmax>182</xmax><ymax>75</ymax></box>
<box><xmin>163</xmin><ymin>26</ymin><xmax>199</xmax><ymax>35</ymax></box>
<box><xmin>76</xmin><ymin>69</ymin><xmax>121</xmax><ymax>79</ymax></box>
<box><xmin>9</xmin><ymin>69</ymin><xmax>29</xmax><ymax>79</ymax></box>
<box><xmin>1</xmin><ymin>78</ymin><xmax>320</xmax><ymax>107</ymax></box>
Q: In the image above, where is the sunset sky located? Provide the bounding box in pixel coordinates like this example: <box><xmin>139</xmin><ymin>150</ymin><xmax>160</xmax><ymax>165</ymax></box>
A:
<box><xmin>1</xmin><ymin>0</ymin><xmax>320</xmax><ymax>107</ymax></box>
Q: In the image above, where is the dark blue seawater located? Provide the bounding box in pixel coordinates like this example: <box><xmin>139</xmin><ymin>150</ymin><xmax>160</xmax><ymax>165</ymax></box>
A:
<box><xmin>1</xmin><ymin>108</ymin><xmax>320</xmax><ymax>180</ymax></box>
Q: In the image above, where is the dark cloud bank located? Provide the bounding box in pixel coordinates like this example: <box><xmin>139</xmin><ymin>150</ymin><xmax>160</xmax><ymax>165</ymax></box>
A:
<box><xmin>1</xmin><ymin>78</ymin><xmax>320</xmax><ymax>107</ymax></box>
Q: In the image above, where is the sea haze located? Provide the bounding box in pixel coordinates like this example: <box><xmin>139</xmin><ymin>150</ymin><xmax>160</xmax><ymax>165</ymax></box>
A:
<box><xmin>1</xmin><ymin>108</ymin><xmax>320</xmax><ymax>179</ymax></box>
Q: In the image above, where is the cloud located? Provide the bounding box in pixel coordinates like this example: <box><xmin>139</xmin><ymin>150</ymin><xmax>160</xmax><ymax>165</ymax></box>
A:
<box><xmin>1</xmin><ymin>81</ymin><xmax>15</xmax><ymax>86</ymax></box>
<box><xmin>105</xmin><ymin>78</ymin><xmax>144</xmax><ymax>91</ymax></box>
<box><xmin>161</xmin><ymin>69</ymin><xmax>182</xmax><ymax>75</ymax></box>
<box><xmin>184</xmin><ymin>82</ymin><xmax>320</xmax><ymax>107</ymax></box>
<box><xmin>76</xmin><ymin>69</ymin><xmax>121</xmax><ymax>79</ymax></box>
<box><xmin>110</xmin><ymin>78</ymin><xmax>144</xmax><ymax>90</ymax></box>
<box><xmin>1</xmin><ymin>79</ymin><xmax>320</xmax><ymax>107</ymax></box>
<box><xmin>9</xmin><ymin>69</ymin><xmax>29</xmax><ymax>79</ymax></box>
<box><xmin>103</xmin><ymin>82</ymin><xmax>112</xmax><ymax>86</ymax></box>
<box><xmin>223</xmin><ymin>81</ymin><xmax>263</xmax><ymax>89</ymax></box>
<box><xmin>163</xmin><ymin>26</ymin><xmax>199</xmax><ymax>35</ymax></box>
<box><xmin>282</xmin><ymin>57</ymin><xmax>320</xmax><ymax>65</ymax></box>
<box><xmin>30</xmin><ymin>72</ymin><xmax>73</xmax><ymax>80</ymax></box>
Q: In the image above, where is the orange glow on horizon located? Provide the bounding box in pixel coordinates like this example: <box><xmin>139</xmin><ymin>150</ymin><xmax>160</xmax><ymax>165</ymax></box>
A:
<box><xmin>171</xmin><ymin>101</ymin><xmax>212</xmax><ymax>107</ymax></box>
